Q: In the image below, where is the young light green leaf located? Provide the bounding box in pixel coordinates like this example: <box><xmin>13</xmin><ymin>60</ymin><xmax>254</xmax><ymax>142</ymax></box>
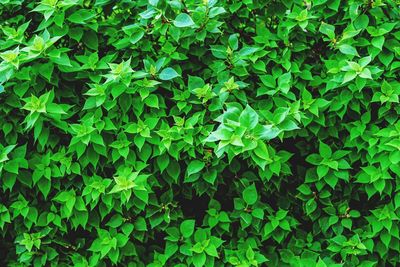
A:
<box><xmin>159</xmin><ymin>67</ymin><xmax>180</xmax><ymax>80</ymax></box>
<box><xmin>239</xmin><ymin>105</ymin><xmax>258</xmax><ymax>130</ymax></box>
<box><xmin>173</xmin><ymin>14</ymin><xmax>195</xmax><ymax>28</ymax></box>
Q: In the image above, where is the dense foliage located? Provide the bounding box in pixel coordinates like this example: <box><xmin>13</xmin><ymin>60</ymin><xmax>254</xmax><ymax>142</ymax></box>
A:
<box><xmin>0</xmin><ymin>0</ymin><xmax>400</xmax><ymax>266</ymax></box>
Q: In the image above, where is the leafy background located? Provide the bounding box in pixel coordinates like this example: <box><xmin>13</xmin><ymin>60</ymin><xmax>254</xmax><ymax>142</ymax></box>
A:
<box><xmin>0</xmin><ymin>0</ymin><xmax>400</xmax><ymax>266</ymax></box>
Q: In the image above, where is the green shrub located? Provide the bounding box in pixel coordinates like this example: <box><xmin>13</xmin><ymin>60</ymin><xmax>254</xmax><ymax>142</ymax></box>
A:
<box><xmin>0</xmin><ymin>0</ymin><xmax>400</xmax><ymax>266</ymax></box>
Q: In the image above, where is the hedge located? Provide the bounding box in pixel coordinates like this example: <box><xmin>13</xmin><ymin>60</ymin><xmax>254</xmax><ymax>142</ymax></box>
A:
<box><xmin>0</xmin><ymin>0</ymin><xmax>400</xmax><ymax>266</ymax></box>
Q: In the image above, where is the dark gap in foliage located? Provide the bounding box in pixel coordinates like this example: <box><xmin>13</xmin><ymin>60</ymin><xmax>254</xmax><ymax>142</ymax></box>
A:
<box><xmin>213</xmin><ymin>177</ymin><xmax>235</xmax><ymax>212</ymax></box>
<box><xmin>370</xmin><ymin>101</ymin><xmax>380</xmax><ymax>122</ymax></box>
<box><xmin>157</xmin><ymin>87</ymin><xmax>176</xmax><ymax>113</ymax></box>
<box><xmin>277</xmin><ymin>137</ymin><xmax>316</xmax><ymax>233</ymax></box>
<box><xmin>64</xmin><ymin>227</ymin><xmax>93</xmax><ymax>246</ymax></box>
<box><xmin>177</xmin><ymin>191</ymin><xmax>210</xmax><ymax>226</ymax></box>
<box><xmin>0</xmin><ymin>235</ymin><xmax>14</xmax><ymax>264</ymax></box>
<box><xmin>145</xmin><ymin>230</ymin><xmax>166</xmax><ymax>252</ymax></box>
<box><xmin>349</xmin><ymin>191</ymin><xmax>388</xmax><ymax>217</ymax></box>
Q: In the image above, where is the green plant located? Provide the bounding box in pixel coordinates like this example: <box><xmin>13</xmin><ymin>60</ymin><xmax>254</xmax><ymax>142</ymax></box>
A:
<box><xmin>0</xmin><ymin>0</ymin><xmax>400</xmax><ymax>266</ymax></box>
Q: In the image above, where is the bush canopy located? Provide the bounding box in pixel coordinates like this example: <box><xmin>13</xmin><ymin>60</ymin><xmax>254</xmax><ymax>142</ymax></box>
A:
<box><xmin>0</xmin><ymin>0</ymin><xmax>400</xmax><ymax>266</ymax></box>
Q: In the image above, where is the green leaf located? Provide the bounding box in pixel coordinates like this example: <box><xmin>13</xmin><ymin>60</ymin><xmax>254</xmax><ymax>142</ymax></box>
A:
<box><xmin>173</xmin><ymin>14</ymin><xmax>195</xmax><ymax>28</ymax></box>
<box><xmin>319</xmin><ymin>22</ymin><xmax>335</xmax><ymax>39</ymax></box>
<box><xmin>145</xmin><ymin>94</ymin><xmax>159</xmax><ymax>108</ymax></box>
<box><xmin>204</xmin><ymin>243</ymin><xmax>219</xmax><ymax>257</ymax></box>
<box><xmin>187</xmin><ymin>160</ymin><xmax>205</xmax><ymax>176</ymax></box>
<box><xmin>254</xmin><ymin>125</ymin><xmax>281</xmax><ymax>140</ymax></box>
<box><xmin>342</xmin><ymin>71</ymin><xmax>357</xmax><ymax>84</ymax></box>
<box><xmin>242</xmin><ymin>184</ymin><xmax>258</xmax><ymax>205</ymax></box>
<box><xmin>239</xmin><ymin>105</ymin><xmax>258</xmax><ymax>130</ymax></box>
<box><xmin>316</xmin><ymin>258</ymin><xmax>328</xmax><ymax>267</ymax></box>
<box><xmin>371</xmin><ymin>36</ymin><xmax>385</xmax><ymax>50</ymax></box>
<box><xmin>319</xmin><ymin>142</ymin><xmax>332</xmax><ymax>158</ymax></box>
<box><xmin>38</xmin><ymin>63</ymin><xmax>54</xmax><ymax>81</ymax></box>
<box><xmin>68</xmin><ymin>10</ymin><xmax>96</xmax><ymax>24</ymax></box>
<box><xmin>338</xmin><ymin>44</ymin><xmax>358</xmax><ymax>56</ymax></box>
<box><xmin>192</xmin><ymin>252</ymin><xmax>207</xmax><ymax>267</ymax></box>
<box><xmin>180</xmin><ymin>219</ymin><xmax>195</xmax><ymax>238</ymax></box>
<box><xmin>159</xmin><ymin>67</ymin><xmax>180</xmax><ymax>80</ymax></box>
